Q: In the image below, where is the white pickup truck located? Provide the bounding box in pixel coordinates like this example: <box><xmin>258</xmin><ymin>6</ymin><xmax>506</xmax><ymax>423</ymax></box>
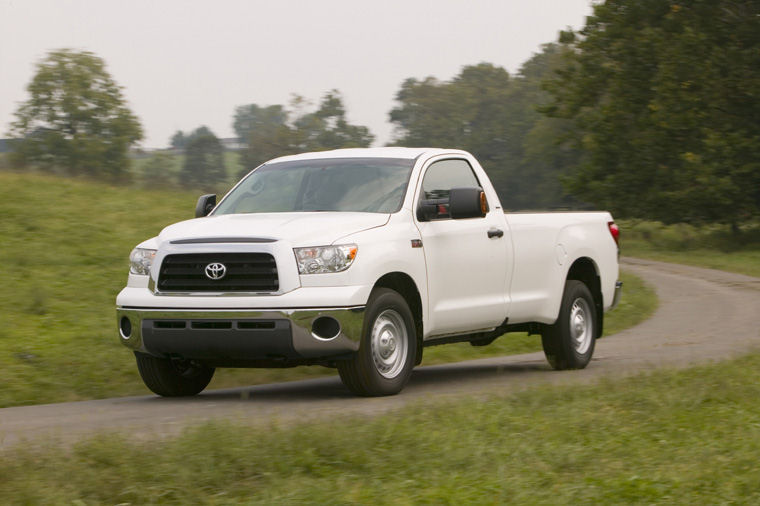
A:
<box><xmin>117</xmin><ymin>147</ymin><xmax>621</xmax><ymax>397</ymax></box>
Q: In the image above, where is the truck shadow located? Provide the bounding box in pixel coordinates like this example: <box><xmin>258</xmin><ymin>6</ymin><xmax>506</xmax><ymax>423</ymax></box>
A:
<box><xmin>187</xmin><ymin>358</ymin><xmax>551</xmax><ymax>403</ymax></box>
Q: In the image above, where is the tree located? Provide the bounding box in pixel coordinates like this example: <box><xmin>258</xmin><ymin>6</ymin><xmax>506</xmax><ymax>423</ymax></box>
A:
<box><xmin>170</xmin><ymin>126</ymin><xmax>214</xmax><ymax>150</ymax></box>
<box><xmin>180</xmin><ymin>128</ymin><xmax>226</xmax><ymax>188</ymax></box>
<box><xmin>169</xmin><ymin>131</ymin><xmax>186</xmax><ymax>149</ymax></box>
<box><xmin>389</xmin><ymin>64</ymin><xmax>515</xmax><ymax>192</ymax></box>
<box><xmin>546</xmin><ymin>0</ymin><xmax>760</xmax><ymax>225</ymax></box>
<box><xmin>389</xmin><ymin>59</ymin><xmax>579</xmax><ymax>210</ymax></box>
<box><xmin>234</xmin><ymin>104</ymin><xmax>294</xmax><ymax>173</ymax></box>
<box><xmin>235</xmin><ymin>90</ymin><xmax>374</xmax><ymax>177</ymax></box>
<box><xmin>233</xmin><ymin>104</ymin><xmax>288</xmax><ymax>144</ymax></box>
<box><xmin>293</xmin><ymin>90</ymin><xmax>374</xmax><ymax>151</ymax></box>
<box><xmin>9</xmin><ymin>49</ymin><xmax>143</xmax><ymax>178</ymax></box>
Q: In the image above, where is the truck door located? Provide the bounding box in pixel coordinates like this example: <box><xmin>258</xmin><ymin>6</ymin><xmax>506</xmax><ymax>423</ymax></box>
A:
<box><xmin>414</xmin><ymin>158</ymin><xmax>512</xmax><ymax>336</ymax></box>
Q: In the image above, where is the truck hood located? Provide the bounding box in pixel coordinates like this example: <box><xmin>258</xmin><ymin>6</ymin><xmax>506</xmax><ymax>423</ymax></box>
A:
<box><xmin>157</xmin><ymin>212</ymin><xmax>390</xmax><ymax>247</ymax></box>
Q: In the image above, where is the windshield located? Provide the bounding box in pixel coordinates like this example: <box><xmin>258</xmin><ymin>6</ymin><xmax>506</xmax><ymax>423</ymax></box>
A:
<box><xmin>213</xmin><ymin>157</ymin><xmax>416</xmax><ymax>215</ymax></box>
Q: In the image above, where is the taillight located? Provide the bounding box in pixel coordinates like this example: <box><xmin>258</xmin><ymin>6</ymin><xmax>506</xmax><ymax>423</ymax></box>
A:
<box><xmin>608</xmin><ymin>221</ymin><xmax>620</xmax><ymax>247</ymax></box>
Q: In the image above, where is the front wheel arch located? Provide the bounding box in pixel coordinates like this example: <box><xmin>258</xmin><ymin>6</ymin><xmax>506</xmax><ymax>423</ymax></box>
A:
<box><xmin>338</xmin><ymin>287</ymin><xmax>418</xmax><ymax>396</ymax></box>
<box><xmin>372</xmin><ymin>272</ymin><xmax>424</xmax><ymax>365</ymax></box>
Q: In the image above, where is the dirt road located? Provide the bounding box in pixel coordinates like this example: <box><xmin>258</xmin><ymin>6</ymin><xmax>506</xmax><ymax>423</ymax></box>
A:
<box><xmin>2</xmin><ymin>258</ymin><xmax>758</xmax><ymax>448</ymax></box>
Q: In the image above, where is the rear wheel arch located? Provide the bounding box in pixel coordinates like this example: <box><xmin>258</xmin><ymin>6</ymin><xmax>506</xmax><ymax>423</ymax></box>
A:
<box><xmin>373</xmin><ymin>272</ymin><xmax>424</xmax><ymax>365</ymax></box>
<box><xmin>566</xmin><ymin>257</ymin><xmax>604</xmax><ymax>338</ymax></box>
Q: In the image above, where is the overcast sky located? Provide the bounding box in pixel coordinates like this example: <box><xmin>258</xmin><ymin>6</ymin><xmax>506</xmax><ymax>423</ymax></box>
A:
<box><xmin>1</xmin><ymin>0</ymin><xmax>594</xmax><ymax>148</ymax></box>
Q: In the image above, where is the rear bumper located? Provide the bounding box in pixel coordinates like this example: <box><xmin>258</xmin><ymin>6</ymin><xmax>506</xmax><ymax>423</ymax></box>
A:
<box><xmin>609</xmin><ymin>281</ymin><xmax>623</xmax><ymax>311</ymax></box>
<box><xmin>116</xmin><ymin>306</ymin><xmax>364</xmax><ymax>365</ymax></box>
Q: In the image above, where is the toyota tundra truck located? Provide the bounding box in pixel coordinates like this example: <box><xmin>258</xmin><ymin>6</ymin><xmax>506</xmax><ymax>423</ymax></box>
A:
<box><xmin>116</xmin><ymin>147</ymin><xmax>622</xmax><ymax>397</ymax></box>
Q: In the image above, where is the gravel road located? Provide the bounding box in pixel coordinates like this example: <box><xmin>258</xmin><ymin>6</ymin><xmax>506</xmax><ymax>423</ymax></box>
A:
<box><xmin>2</xmin><ymin>257</ymin><xmax>759</xmax><ymax>448</ymax></box>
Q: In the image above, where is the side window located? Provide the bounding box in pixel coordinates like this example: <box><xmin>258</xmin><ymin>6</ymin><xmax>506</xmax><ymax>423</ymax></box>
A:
<box><xmin>420</xmin><ymin>159</ymin><xmax>481</xmax><ymax>219</ymax></box>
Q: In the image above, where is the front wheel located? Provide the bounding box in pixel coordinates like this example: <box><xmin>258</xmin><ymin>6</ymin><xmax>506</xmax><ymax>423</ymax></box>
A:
<box><xmin>541</xmin><ymin>280</ymin><xmax>597</xmax><ymax>370</ymax></box>
<box><xmin>134</xmin><ymin>352</ymin><xmax>215</xmax><ymax>397</ymax></box>
<box><xmin>338</xmin><ymin>288</ymin><xmax>417</xmax><ymax>396</ymax></box>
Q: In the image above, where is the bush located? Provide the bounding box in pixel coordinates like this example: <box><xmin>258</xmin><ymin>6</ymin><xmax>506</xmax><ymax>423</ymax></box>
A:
<box><xmin>619</xmin><ymin>220</ymin><xmax>760</xmax><ymax>252</ymax></box>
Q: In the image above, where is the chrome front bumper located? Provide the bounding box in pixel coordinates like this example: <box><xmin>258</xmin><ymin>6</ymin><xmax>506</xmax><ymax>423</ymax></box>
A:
<box><xmin>116</xmin><ymin>306</ymin><xmax>365</xmax><ymax>363</ymax></box>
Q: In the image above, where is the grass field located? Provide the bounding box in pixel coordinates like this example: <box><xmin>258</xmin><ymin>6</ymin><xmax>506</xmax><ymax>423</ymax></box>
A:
<box><xmin>2</xmin><ymin>352</ymin><xmax>759</xmax><ymax>503</ymax></box>
<box><xmin>0</xmin><ymin>171</ymin><xmax>657</xmax><ymax>408</ymax></box>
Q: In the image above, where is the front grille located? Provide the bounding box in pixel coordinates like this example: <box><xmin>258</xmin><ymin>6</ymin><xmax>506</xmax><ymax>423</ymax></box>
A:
<box><xmin>157</xmin><ymin>253</ymin><xmax>279</xmax><ymax>292</ymax></box>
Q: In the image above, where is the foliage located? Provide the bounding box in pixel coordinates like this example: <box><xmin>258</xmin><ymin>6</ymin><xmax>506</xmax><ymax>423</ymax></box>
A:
<box><xmin>3</xmin><ymin>352</ymin><xmax>760</xmax><ymax>503</ymax></box>
<box><xmin>618</xmin><ymin>219</ymin><xmax>760</xmax><ymax>277</ymax></box>
<box><xmin>293</xmin><ymin>91</ymin><xmax>374</xmax><ymax>151</ymax></box>
<box><xmin>8</xmin><ymin>49</ymin><xmax>143</xmax><ymax>179</ymax></box>
<box><xmin>169</xmin><ymin>125</ymin><xmax>215</xmax><ymax>150</ymax></box>
<box><xmin>131</xmin><ymin>150</ymin><xmax>245</xmax><ymax>189</ymax></box>
<box><xmin>234</xmin><ymin>103</ymin><xmax>293</xmax><ymax>174</ymax></box>
<box><xmin>389</xmin><ymin>56</ymin><xmax>582</xmax><ymax>210</ymax></box>
<box><xmin>235</xmin><ymin>90</ymin><xmax>374</xmax><ymax>177</ymax></box>
<box><xmin>547</xmin><ymin>0</ymin><xmax>760</xmax><ymax>225</ymax></box>
<box><xmin>179</xmin><ymin>126</ymin><xmax>227</xmax><ymax>187</ymax></box>
<box><xmin>138</xmin><ymin>150</ymin><xmax>177</xmax><ymax>187</ymax></box>
<box><xmin>0</xmin><ymin>172</ymin><xmax>655</xmax><ymax>408</ymax></box>
<box><xmin>169</xmin><ymin>130</ymin><xmax>186</xmax><ymax>149</ymax></box>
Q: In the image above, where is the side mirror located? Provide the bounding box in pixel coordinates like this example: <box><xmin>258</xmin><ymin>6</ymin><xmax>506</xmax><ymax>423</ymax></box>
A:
<box><xmin>449</xmin><ymin>187</ymin><xmax>487</xmax><ymax>219</ymax></box>
<box><xmin>416</xmin><ymin>199</ymin><xmax>442</xmax><ymax>222</ymax></box>
<box><xmin>195</xmin><ymin>194</ymin><xmax>217</xmax><ymax>217</ymax></box>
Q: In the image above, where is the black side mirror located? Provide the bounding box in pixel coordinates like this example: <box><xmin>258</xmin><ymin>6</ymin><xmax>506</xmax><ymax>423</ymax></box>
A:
<box><xmin>416</xmin><ymin>199</ymin><xmax>443</xmax><ymax>222</ymax></box>
<box><xmin>195</xmin><ymin>194</ymin><xmax>217</xmax><ymax>217</ymax></box>
<box><xmin>449</xmin><ymin>187</ymin><xmax>487</xmax><ymax>219</ymax></box>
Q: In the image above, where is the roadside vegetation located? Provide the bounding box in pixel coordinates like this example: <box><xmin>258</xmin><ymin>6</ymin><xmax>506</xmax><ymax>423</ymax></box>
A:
<box><xmin>2</xmin><ymin>352</ymin><xmax>759</xmax><ymax>503</ymax></box>
<box><xmin>131</xmin><ymin>149</ymin><xmax>244</xmax><ymax>191</ymax></box>
<box><xmin>619</xmin><ymin>220</ymin><xmax>760</xmax><ymax>278</ymax></box>
<box><xmin>0</xmin><ymin>172</ymin><xmax>655</xmax><ymax>408</ymax></box>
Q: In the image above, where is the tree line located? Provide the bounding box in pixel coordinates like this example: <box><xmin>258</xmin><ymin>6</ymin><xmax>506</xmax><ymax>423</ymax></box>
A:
<box><xmin>7</xmin><ymin>0</ymin><xmax>758</xmax><ymax>225</ymax></box>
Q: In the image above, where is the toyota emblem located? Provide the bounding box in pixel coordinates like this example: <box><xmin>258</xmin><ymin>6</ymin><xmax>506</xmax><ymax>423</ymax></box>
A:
<box><xmin>204</xmin><ymin>262</ymin><xmax>227</xmax><ymax>280</ymax></box>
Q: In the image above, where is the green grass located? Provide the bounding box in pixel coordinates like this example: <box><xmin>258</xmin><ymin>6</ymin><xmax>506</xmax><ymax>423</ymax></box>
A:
<box><xmin>619</xmin><ymin>219</ymin><xmax>760</xmax><ymax>277</ymax></box>
<box><xmin>2</xmin><ymin>352</ymin><xmax>760</xmax><ymax>503</ymax></box>
<box><xmin>0</xmin><ymin>172</ymin><xmax>654</xmax><ymax>408</ymax></box>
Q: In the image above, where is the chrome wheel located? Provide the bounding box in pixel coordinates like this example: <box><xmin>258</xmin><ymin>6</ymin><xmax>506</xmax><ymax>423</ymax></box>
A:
<box><xmin>370</xmin><ymin>309</ymin><xmax>409</xmax><ymax>379</ymax></box>
<box><xmin>569</xmin><ymin>297</ymin><xmax>593</xmax><ymax>355</ymax></box>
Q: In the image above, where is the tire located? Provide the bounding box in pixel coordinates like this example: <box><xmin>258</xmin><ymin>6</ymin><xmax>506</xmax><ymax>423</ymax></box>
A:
<box><xmin>541</xmin><ymin>280</ymin><xmax>597</xmax><ymax>370</ymax></box>
<box><xmin>338</xmin><ymin>288</ymin><xmax>417</xmax><ymax>396</ymax></box>
<box><xmin>134</xmin><ymin>352</ymin><xmax>215</xmax><ymax>397</ymax></box>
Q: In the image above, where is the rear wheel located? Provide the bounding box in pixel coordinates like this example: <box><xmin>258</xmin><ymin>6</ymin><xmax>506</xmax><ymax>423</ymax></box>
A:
<box><xmin>541</xmin><ymin>280</ymin><xmax>597</xmax><ymax>370</ymax></box>
<box><xmin>338</xmin><ymin>288</ymin><xmax>417</xmax><ymax>396</ymax></box>
<box><xmin>134</xmin><ymin>352</ymin><xmax>215</xmax><ymax>397</ymax></box>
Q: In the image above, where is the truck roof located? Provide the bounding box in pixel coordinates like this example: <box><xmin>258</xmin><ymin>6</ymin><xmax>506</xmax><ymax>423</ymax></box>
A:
<box><xmin>266</xmin><ymin>147</ymin><xmax>467</xmax><ymax>164</ymax></box>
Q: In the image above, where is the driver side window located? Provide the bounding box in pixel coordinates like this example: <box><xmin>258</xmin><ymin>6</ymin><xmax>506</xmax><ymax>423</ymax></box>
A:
<box><xmin>420</xmin><ymin>159</ymin><xmax>481</xmax><ymax>219</ymax></box>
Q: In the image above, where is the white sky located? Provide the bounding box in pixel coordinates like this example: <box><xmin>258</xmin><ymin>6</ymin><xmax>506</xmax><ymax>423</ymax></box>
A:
<box><xmin>0</xmin><ymin>0</ymin><xmax>594</xmax><ymax>148</ymax></box>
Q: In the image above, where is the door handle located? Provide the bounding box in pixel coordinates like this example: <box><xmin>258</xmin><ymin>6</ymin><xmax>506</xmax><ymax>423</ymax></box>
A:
<box><xmin>487</xmin><ymin>228</ymin><xmax>504</xmax><ymax>239</ymax></box>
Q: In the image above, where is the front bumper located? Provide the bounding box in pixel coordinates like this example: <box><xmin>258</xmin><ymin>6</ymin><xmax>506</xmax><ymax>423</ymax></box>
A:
<box><xmin>116</xmin><ymin>306</ymin><xmax>365</xmax><ymax>366</ymax></box>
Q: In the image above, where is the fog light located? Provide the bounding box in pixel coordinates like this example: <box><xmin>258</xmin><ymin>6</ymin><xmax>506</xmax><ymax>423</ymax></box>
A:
<box><xmin>311</xmin><ymin>316</ymin><xmax>341</xmax><ymax>341</ymax></box>
<box><xmin>120</xmin><ymin>316</ymin><xmax>132</xmax><ymax>339</ymax></box>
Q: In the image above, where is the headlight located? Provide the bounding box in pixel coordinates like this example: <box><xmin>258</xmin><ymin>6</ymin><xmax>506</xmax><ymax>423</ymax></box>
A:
<box><xmin>294</xmin><ymin>244</ymin><xmax>357</xmax><ymax>274</ymax></box>
<box><xmin>129</xmin><ymin>248</ymin><xmax>157</xmax><ymax>275</ymax></box>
